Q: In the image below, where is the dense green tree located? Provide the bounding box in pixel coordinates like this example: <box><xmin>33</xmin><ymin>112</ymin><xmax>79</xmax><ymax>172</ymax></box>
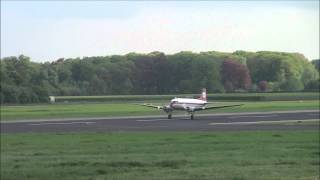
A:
<box><xmin>167</xmin><ymin>51</ymin><xmax>197</xmax><ymax>93</ymax></box>
<box><xmin>311</xmin><ymin>59</ymin><xmax>320</xmax><ymax>72</ymax></box>
<box><xmin>191</xmin><ymin>54</ymin><xmax>224</xmax><ymax>93</ymax></box>
<box><xmin>247</xmin><ymin>52</ymin><xmax>317</xmax><ymax>91</ymax></box>
<box><xmin>1</xmin><ymin>51</ymin><xmax>318</xmax><ymax>103</ymax></box>
<box><xmin>304</xmin><ymin>80</ymin><xmax>319</xmax><ymax>91</ymax></box>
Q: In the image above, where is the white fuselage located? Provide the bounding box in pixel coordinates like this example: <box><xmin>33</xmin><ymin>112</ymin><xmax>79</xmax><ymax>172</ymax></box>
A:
<box><xmin>170</xmin><ymin>98</ymin><xmax>207</xmax><ymax>112</ymax></box>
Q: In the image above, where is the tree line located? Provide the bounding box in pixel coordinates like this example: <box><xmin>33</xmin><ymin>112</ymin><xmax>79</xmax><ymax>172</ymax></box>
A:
<box><xmin>1</xmin><ymin>51</ymin><xmax>319</xmax><ymax>103</ymax></box>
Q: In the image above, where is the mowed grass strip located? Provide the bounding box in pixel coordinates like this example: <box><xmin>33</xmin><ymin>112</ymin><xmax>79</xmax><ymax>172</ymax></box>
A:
<box><xmin>1</xmin><ymin>100</ymin><xmax>319</xmax><ymax>121</ymax></box>
<box><xmin>54</xmin><ymin>92</ymin><xmax>319</xmax><ymax>102</ymax></box>
<box><xmin>1</xmin><ymin>131</ymin><xmax>319</xmax><ymax>180</ymax></box>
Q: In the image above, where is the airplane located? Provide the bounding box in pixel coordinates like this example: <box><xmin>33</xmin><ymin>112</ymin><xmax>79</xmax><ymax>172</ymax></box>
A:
<box><xmin>139</xmin><ymin>88</ymin><xmax>242</xmax><ymax>120</ymax></box>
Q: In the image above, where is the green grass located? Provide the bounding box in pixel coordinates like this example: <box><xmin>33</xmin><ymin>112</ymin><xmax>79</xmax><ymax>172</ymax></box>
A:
<box><xmin>1</xmin><ymin>131</ymin><xmax>319</xmax><ymax>180</ymax></box>
<box><xmin>1</xmin><ymin>100</ymin><xmax>319</xmax><ymax>121</ymax></box>
<box><xmin>53</xmin><ymin>92</ymin><xmax>319</xmax><ymax>102</ymax></box>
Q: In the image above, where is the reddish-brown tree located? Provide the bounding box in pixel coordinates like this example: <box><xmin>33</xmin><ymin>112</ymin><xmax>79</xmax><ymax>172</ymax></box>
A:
<box><xmin>221</xmin><ymin>59</ymin><xmax>252</xmax><ymax>91</ymax></box>
<box><xmin>258</xmin><ymin>80</ymin><xmax>269</xmax><ymax>92</ymax></box>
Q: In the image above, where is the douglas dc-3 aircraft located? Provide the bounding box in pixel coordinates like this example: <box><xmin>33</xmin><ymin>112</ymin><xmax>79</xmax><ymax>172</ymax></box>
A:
<box><xmin>140</xmin><ymin>88</ymin><xmax>242</xmax><ymax>120</ymax></box>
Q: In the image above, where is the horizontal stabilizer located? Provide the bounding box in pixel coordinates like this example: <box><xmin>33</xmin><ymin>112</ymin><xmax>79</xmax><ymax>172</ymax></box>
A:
<box><xmin>137</xmin><ymin>103</ymin><xmax>163</xmax><ymax>110</ymax></box>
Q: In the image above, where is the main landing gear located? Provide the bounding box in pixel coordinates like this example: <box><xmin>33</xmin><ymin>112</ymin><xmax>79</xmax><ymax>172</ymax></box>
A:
<box><xmin>167</xmin><ymin>113</ymin><xmax>194</xmax><ymax>120</ymax></box>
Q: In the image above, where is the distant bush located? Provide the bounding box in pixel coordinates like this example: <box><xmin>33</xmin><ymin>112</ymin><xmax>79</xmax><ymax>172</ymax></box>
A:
<box><xmin>52</xmin><ymin>93</ymin><xmax>319</xmax><ymax>103</ymax></box>
<box><xmin>258</xmin><ymin>81</ymin><xmax>269</xmax><ymax>92</ymax></box>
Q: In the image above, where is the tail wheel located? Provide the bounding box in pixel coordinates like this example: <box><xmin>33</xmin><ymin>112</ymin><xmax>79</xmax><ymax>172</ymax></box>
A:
<box><xmin>190</xmin><ymin>114</ymin><xmax>194</xmax><ymax>120</ymax></box>
<box><xmin>168</xmin><ymin>114</ymin><xmax>172</xmax><ymax>119</ymax></box>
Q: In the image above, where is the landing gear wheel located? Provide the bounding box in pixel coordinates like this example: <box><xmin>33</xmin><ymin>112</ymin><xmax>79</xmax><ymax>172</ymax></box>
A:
<box><xmin>168</xmin><ymin>114</ymin><xmax>172</xmax><ymax>119</ymax></box>
<box><xmin>190</xmin><ymin>114</ymin><xmax>194</xmax><ymax>120</ymax></box>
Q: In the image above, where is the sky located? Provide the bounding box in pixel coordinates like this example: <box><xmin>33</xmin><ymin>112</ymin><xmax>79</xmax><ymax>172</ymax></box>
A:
<box><xmin>1</xmin><ymin>1</ymin><xmax>319</xmax><ymax>62</ymax></box>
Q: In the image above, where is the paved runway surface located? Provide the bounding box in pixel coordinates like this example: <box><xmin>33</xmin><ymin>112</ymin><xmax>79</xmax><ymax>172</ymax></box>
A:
<box><xmin>1</xmin><ymin>111</ymin><xmax>319</xmax><ymax>133</ymax></box>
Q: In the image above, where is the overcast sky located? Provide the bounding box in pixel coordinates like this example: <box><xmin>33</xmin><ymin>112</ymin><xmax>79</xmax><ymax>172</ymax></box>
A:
<box><xmin>1</xmin><ymin>1</ymin><xmax>319</xmax><ymax>62</ymax></box>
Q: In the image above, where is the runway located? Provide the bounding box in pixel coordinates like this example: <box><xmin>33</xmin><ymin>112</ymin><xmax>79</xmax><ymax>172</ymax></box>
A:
<box><xmin>1</xmin><ymin>110</ymin><xmax>319</xmax><ymax>133</ymax></box>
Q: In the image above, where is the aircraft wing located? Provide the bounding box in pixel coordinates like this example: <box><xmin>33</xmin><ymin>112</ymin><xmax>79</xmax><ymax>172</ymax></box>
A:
<box><xmin>194</xmin><ymin>104</ymin><xmax>242</xmax><ymax>111</ymax></box>
<box><xmin>138</xmin><ymin>103</ymin><xmax>164</xmax><ymax>110</ymax></box>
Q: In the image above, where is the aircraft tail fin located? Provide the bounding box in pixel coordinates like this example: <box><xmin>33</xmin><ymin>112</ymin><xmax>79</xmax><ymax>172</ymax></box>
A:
<box><xmin>198</xmin><ymin>88</ymin><xmax>207</xmax><ymax>101</ymax></box>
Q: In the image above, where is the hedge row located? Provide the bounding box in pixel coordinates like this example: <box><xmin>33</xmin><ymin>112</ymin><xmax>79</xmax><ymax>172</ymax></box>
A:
<box><xmin>53</xmin><ymin>93</ymin><xmax>319</xmax><ymax>103</ymax></box>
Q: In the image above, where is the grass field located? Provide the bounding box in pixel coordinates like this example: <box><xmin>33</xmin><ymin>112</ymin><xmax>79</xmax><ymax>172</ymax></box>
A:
<box><xmin>53</xmin><ymin>92</ymin><xmax>319</xmax><ymax>102</ymax></box>
<box><xmin>1</xmin><ymin>100</ymin><xmax>319</xmax><ymax>121</ymax></box>
<box><xmin>1</xmin><ymin>131</ymin><xmax>319</xmax><ymax>180</ymax></box>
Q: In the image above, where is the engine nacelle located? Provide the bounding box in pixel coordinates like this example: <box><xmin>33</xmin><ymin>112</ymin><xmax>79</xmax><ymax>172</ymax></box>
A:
<box><xmin>185</xmin><ymin>106</ymin><xmax>195</xmax><ymax>112</ymax></box>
